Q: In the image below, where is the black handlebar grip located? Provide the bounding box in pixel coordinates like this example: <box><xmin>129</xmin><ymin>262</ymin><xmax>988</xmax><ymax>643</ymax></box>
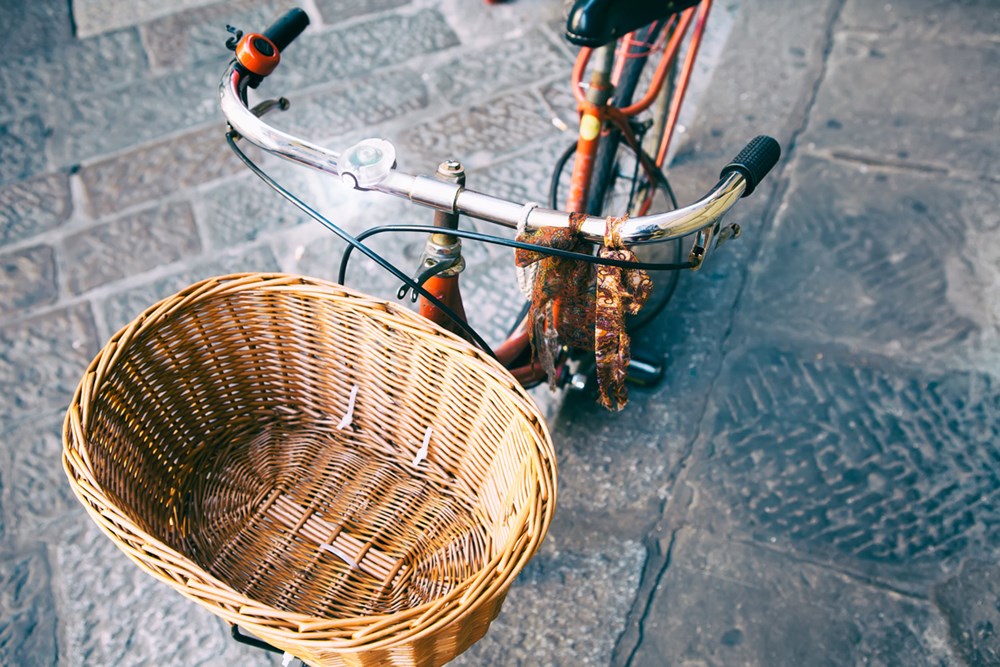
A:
<box><xmin>262</xmin><ymin>8</ymin><xmax>310</xmax><ymax>52</ymax></box>
<box><xmin>720</xmin><ymin>135</ymin><xmax>781</xmax><ymax>197</ymax></box>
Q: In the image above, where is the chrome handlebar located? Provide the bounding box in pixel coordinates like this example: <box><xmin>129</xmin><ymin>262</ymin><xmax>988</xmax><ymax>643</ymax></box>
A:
<box><xmin>220</xmin><ymin>63</ymin><xmax>758</xmax><ymax>248</ymax></box>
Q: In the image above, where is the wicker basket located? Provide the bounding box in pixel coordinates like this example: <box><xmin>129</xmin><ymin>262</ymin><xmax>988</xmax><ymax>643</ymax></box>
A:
<box><xmin>62</xmin><ymin>273</ymin><xmax>557</xmax><ymax>667</ymax></box>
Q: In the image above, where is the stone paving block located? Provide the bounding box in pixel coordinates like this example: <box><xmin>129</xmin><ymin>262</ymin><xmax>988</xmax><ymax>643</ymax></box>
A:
<box><xmin>73</xmin><ymin>0</ymin><xmax>216</xmax><ymax>38</ymax></box>
<box><xmin>841</xmin><ymin>0</ymin><xmax>1000</xmax><ymax>42</ymax></box>
<box><xmin>744</xmin><ymin>155</ymin><xmax>998</xmax><ymax>360</ymax></box>
<box><xmin>427</xmin><ymin>29</ymin><xmax>569</xmax><ymax>107</ymax></box>
<box><xmin>315</xmin><ymin>0</ymin><xmax>411</xmax><ymax>24</ymax></box>
<box><xmin>48</xmin><ymin>63</ymin><xmax>222</xmax><ymax>167</ymax></box>
<box><xmin>269</xmin><ymin>67</ymin><xmax>430</xmax><ymax>141</ymax></box>
<box><xmin>0</xmin><ymin>303</ymin><xmax>97</xmax><ymax>422</ymax></box>
<box><xmin>398</xmin><ymin>91</ymin><xmax>558</xmax><ymax>171</ymax></box>
<box><xmin>80</xmin><ymin>124</ymin><xmax>247</xmax><ymax>217</ymax></box>
<box><xmin>0</xmin><ymin>28</ymin><xmax>148</xmax><ymax>126</ymax></box>
<box><xmin>0</xmin><ymin>412</ymin><xmax>77</xmax><ymax>541</ymax></box>
<box><xmin>0</xmin><ymin>171</ymin><xmax>72</xmax><ymax>247</ymax></box>
<box><xmin>934</xmin><ymin>559</ymin><xmax>1000</xmax><ymax>665</ymax></box>
<box><xmin>4</xmin><ymin>0</ymin><xmax>74</xmax><ymax>55</ymax></box>
<box><xmin>630</xmin><ymin>528</ymin><xmax>956</xmax><ymax>666</ymax></box>
<box><xmin>141</xmin><ymin>0</ymin><xmax>292</xmax><ymax>69</ymax></box>
<box><xmin>55</xmin><ymin>520</ymin><xmax>236</xmax><ymax>666</ymax></box>
<box><xmin>0</xmin><ymin>244</ymin><xmax>58</xmax><ymax>318</ymax></box>
<box><xmin>692</xmin><ymin>344</ymin><xmax>1000</xmax><ymax>567</ymax></box>
<box><xmin>434</xmin><ymin>0</ymin><xmax>565</xmax><ymax>47</ymax></box>
<box><xmin>100</xmin><ymin>244</ymin><xmax>280</xmax><ymax>337</ymax></box>
<box><xmin>0</xmin><ymin>115</ymin><xmax>48</xmax><ymax>186</ymax></box>
<box><xmin>804</xmin><ymin>33</ymin><xmax>999</xmax><ymax>176</ymax></box>
<box><xmin>61</xmin><ymin>202</ymin><xmax>201</xmax><ymax>295</ymax></box>
<box><xmin>0</xmin><ymin>547</ymin><xmax>59</xmax><ymax>666</ymax></box>
<box><xmin>452</xmin><ymin>537</ymin><xmax>646</xmax><ymax>666</ymax></box>
<box><xmin>197</xmin><ymin>167</ymin><xmax>314</xmax><ymax>249</ymax></box>
<box><xmin>273</xmin><ymin>10</ymin><xmax>460</xmax><ymax>94</ymax></box>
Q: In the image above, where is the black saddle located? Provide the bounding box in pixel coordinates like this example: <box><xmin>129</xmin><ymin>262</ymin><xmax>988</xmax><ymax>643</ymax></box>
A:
<box><xmin>565</xmin><ymin>0</ymin><xmax>703</xmax><ymax>47</ymax></box>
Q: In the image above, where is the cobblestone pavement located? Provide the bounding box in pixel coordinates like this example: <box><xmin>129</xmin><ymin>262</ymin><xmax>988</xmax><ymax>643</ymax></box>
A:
<box><xmin>2</xmin><ymin>0</ymin><xmax>999</xmax><ymax>665</ymax></box>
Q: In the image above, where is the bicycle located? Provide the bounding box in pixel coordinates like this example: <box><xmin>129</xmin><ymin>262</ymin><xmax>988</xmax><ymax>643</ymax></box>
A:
<box><xmin>221</xmin><ymin>1</ymin><xmax>780</xmax><ymax>413</ymax></box>
<box><xmin>63</xmin><ymin>4</ymin><xmax>780</xmax><ymax>666</ymax></box>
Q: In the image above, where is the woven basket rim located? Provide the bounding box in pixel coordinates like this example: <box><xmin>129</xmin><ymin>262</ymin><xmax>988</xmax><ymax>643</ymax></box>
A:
<box><xmin>63</xmin><ymin>272</ymin><xmax>557</xmax><ymax>654</ymax></box>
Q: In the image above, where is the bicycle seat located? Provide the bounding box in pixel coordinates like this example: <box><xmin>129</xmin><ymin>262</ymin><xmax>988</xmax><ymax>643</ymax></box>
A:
<box><xmin>565</xmin><ymin>0</ymin><xmax>703</xmax><ymax>47</ymax></box>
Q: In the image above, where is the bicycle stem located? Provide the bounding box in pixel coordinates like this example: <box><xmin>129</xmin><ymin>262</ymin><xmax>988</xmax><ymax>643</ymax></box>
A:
<box><xmin>221</xmin><ymin>65</ymin><xmax>759</xmax><ymax>247</ymax></box>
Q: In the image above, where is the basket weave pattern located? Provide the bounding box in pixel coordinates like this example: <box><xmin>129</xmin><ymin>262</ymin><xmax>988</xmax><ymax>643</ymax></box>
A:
<box><xmin>63</xmin><ymin>274</ymin><xmax>557</xmax><ymax>667</ymax></box>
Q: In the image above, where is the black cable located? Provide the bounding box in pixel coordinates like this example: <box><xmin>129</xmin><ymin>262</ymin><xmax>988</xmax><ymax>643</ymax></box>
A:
<box><xmin>225</xmin><ymin>133</ymin><xmax>498</xmax><ymax>359</ymax></box>
<box><xmin>337</xmin><ymin>224</ymin><xmax>695</xmax><ymax>285</ymax></box>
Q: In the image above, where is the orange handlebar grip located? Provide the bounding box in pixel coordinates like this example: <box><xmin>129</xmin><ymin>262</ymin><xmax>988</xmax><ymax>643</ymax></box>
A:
<box><xmin>235</xmin><ymin>33</ymin><xmax>280</xmax><ymax>77</ymax></box>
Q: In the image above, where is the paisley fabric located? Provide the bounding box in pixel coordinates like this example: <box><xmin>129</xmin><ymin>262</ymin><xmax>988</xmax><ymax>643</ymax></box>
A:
<box><xmin>514</xmin><ymin>215</ymin><xmax>651</xmax><ymax>409</ymax></box>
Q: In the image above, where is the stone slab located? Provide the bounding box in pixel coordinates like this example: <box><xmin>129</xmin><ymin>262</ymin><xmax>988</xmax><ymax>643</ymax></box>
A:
<box><xmin>803</xmin><ymin>33</ymin><xmax>999</xmax><ymax>176</ymax></box>
<box><xmin>72</xmin><ymin>0</ymin><xmax>216</xmax><ymax>38</ymax></box>
<box><xmin>426</xmin><ymin>28</ymin><xmax>569</xmax><ymax>107</ymax></box>
<box><xmin>3</xmin><ymin>0</ymin><xmax>74</xmax><ymax>55</ymax></box>
<box><xmin>0</xmin><ymin>171</ymin><xmax>72</xmax><ymax>248</ymax></box>
<box><xmin>196</xmin><ymin>168</ymin><xmax>313</xmax><ymax>250</ymax></box>
<box><xmin>398</xmin><ymin>91</ymin><xmax>558</xmax><ymax>171</ymax></box>
<box><xmin>668</xmin><ymin>0</ymin><xmax>841</xmax><ymax>165</ymax></box>
<box><xmin>48</xmin><ymin>63</ymin><xmax>222</xmax><ymax>167</ymax></box>
<box><xmin>743</xmin><ymin>154</ymin><xmax>998</xmax><ymax>364</ymax></box>
<box><xmin>54</xmin><ymin>519</ymin><xmax>254</xmax><ymax>666</ymax></box>
<box><xmin>315</xmin><ymin>0</ymin><xmax>411</xmax><ymax>24</ymax></box>
<box><xmin>690</xmin><ymin>344</ymin><xmax>1000</xmax><ymax>569</ymax></box>
<box><xmin>0</xmin><ymin>412</ymin><xmax>77</xmax><ymax>542</ymax></box>
<box><xmin>934</xmin><ymin>558</ymin><xmax>1000</xmax><ymax>665</ymax></box>
<box><xmin>0</xmin><ymin>116</ymin><xmax>48</xmax><ymax>186</ymax></box>
<box><xmin>630</xmin><ymin>529</ymin><xmax>957</xmax><ymax>666</ymax></box>
<box><xmin>0</xmin><ymin>303</ymin><xmax>98</xmax><ymax>423</ymax></box>
<box><xmin>841</xmin><ymin>0</ymin><xmax>1000</xmax><ymax>42</ymax></box>
<box><xmin>61</xmin><ymin>202</ymin><xmax>201</xmax><ymax>295</ymax></box>
<box><xmin>267</xmin><ymin>67</ymin><xmax>431</xmax><ymax>141</ymax></box>
<box><xmin>0</xmin><ymin>244</ymin><xmax>58</xmax><ymax>318</ymax></box>
<box><xmin>272</xmin><ymin>10</ymin><xmax>461</xmax><ymax>94</ymax></box>
<box><xmin>79</xmin><ymin>125</ymin><xmax>249</xmax><ymax>217</ymax></box>
<box><xmin>0</xmin><ymin>547</ymin><xmax>59</xmax><ymax>666</ymax></box>
<box><xmin>0</xmin><ymin>28</ymin><xmax>148</xmax><ymax>127</ymax></box>
<box><xmin>452</xmin><ymin>536</ymin><xmax>646</xmax><ymax>667</ymax></box>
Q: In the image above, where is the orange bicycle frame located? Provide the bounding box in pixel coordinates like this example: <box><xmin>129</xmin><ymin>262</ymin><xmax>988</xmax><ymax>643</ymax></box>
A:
<box><xmin>420</xmin><ymin>0</ymin><xmax>713</xmax><ymax>386</ymax></box>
